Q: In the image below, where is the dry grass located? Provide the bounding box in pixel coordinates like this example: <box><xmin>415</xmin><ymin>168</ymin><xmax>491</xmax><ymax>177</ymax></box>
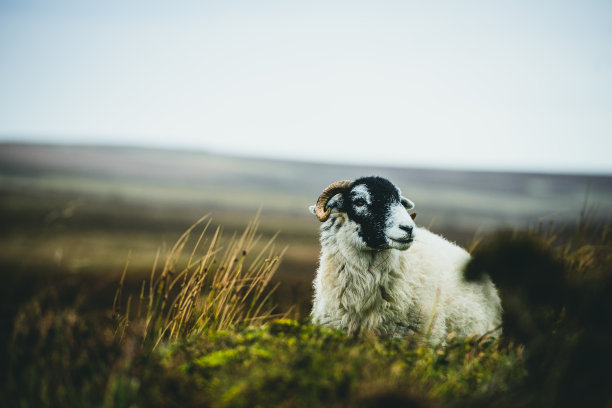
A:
<box><xmin>529</xmin><ymin>199</ymin><xmax>610</xmax><ymax>283</ymax></box>
<box><xmin>112</xmin><ymin>212</ymin><xmax>287</xmax><ymax>348</ymax></box>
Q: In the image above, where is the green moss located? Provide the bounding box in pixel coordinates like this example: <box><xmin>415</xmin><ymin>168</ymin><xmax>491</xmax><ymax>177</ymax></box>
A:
<box><xmin>104</xmin><ymin>320</ymin><xmax>524</xmax><ymax>408</ymax></box>
<box><xmin>2</xmin><ymin>305</ymin><xmax>530</xmax><ymax>408</ymax></box>
<box><xmin>193</xmin><ymin>349</ymin><xmax>242</xmax><ymax>369</ymax></box>
<box><xmin>3</xmin><ymin>298</ymin><xmax>531</xmax><ymax>408</ymax></box>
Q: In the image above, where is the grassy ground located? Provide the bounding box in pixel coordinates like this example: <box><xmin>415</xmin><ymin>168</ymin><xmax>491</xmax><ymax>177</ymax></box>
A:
<box><xmin>3</xmin><ymin>211</ymin><xmax>611</xmax><ymax>407</ymax></box>
<box><xmin>7</xmin><ymin>315</ymin><xmax>527</xmax><ymax>408</ymax></box>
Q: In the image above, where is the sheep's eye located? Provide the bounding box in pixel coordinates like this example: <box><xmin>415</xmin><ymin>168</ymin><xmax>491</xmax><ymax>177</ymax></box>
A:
<box><xmin>354</xmin><ymin>199</ymin><xmax>367</xmax><ymax>207</ymax></box>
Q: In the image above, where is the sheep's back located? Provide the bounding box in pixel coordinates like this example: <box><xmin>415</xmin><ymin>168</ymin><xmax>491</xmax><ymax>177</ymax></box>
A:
<box><xmin>402</xmin><ymin>227</ymin><xmax>501</xmax><ymax>339</ymax></box>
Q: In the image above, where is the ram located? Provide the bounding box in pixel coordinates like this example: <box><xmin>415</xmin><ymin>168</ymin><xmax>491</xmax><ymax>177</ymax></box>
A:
<box><xmin>309</xmin><ymin>176</ymin><xmax>502</xmax><ymax>344</ymax></box>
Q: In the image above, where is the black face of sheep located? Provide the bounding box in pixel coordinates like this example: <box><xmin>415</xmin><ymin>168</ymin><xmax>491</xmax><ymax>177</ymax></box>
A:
<box><xmin>311</xmin><ymin>176</ymin><xmax>416</xmax><ymax>250</ymax></box>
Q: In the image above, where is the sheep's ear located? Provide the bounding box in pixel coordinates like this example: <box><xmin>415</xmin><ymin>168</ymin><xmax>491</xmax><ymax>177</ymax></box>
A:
<box><xmin>401</xmin><ymin>197</ymin><xmax>415</xmax><ymax>210</ymax></box>
<box><xmin>310</xmin><ymin>194</ymin><xmax>344</xmax><ymax>218</ymax></box>
<box><xmin>325</xmin><ymin>194</ymin><xmax>343</xmax><ymax>211</ymax></box>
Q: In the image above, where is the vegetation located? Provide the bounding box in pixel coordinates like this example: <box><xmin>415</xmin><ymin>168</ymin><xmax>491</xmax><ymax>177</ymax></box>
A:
<box><xmin>3</xmin><ymin>205</ymin><xmax>610</xmax><ymax>408</ymax></box>
<box><xmin>112</xmin><ymin>212</ymin><xmax>286</xmax><ymax>348</ymax></box>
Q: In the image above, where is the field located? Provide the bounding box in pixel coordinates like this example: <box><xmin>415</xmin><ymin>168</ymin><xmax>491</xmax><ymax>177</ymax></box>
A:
<box><xmin>1</xmin><ymin>142</ymin><xmax>611</xmax><ymax>407</ymax></box>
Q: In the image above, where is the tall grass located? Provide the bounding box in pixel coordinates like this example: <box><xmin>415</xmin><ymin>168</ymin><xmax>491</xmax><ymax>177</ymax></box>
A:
<box><xmin>529</xmin><ymin>199</ymin><xmax>609</xmax><ymax>282</ymax></box>
<box><xmin>112</xmin><ymin>212</ymin><xmax>286</xmax><ymax>348</ymax></box>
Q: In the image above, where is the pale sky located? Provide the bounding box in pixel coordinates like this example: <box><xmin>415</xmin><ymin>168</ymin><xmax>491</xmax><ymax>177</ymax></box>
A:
<box><xmin>1</xmin><ymin>1</ymin><xmax>611</xmax><ymax>173</ymax></box>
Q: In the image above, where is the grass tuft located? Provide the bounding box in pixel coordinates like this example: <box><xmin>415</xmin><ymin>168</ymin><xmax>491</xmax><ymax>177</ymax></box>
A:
<box><xmin>113</xmin><ymin>212</ymin><xmax>287</xmax><ymax>349</ymax></box>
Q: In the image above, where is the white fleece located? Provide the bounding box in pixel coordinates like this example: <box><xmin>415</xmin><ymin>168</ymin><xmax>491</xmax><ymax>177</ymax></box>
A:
<box><xmin>311</xmin><ymin>213</ymin><xmax>502</xmax><ymax>344</ymax></box>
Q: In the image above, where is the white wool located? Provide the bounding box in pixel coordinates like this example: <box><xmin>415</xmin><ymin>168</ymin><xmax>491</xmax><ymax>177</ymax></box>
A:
<box><xmin>311</xmin><ymin>213</ymin><xmax>502</xmax><ymax>344</ymax></box>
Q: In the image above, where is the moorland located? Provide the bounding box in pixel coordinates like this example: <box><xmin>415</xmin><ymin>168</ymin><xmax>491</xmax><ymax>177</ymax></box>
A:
<box><xmin>1</xmin><ymin>142</ymin><xmax>611</xmax><ymax>407</ymax></box>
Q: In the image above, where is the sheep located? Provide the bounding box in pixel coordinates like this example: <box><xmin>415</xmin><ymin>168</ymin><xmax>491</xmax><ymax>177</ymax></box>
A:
<box><xmin>309</xmin><ymin>176</ymin><xmax>502</xmax><ymax>344</ymax></box>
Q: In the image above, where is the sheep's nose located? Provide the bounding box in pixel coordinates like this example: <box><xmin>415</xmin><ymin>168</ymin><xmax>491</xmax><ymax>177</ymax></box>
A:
<box><xmin>399</xmin><ymin>225</ymin><xmax>413</xmax><ymax>236</ymax></box>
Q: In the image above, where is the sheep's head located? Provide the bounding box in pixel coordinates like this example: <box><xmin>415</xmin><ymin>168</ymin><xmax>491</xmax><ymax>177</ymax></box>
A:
<box><xmin>309</xmin><ymin>176</ymin><xmax>417</xmax><ymax>250</ymax></box>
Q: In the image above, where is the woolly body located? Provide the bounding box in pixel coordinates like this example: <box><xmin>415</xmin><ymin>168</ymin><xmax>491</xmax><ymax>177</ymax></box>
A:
<box><xmin>310</xmin><ymin>177</ymin><xmax>502</xmax><ymax>343</ymax></box>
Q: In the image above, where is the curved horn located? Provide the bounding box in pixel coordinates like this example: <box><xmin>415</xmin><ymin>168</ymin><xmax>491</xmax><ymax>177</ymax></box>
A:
<box><xmin>315</xmin><ymin>180</ymin><xmax>353</xmax><ymax>222</ymax></box>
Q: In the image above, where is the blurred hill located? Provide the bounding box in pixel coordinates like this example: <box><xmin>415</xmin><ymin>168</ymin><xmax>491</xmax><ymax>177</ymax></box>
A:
<box><xmin>2</xmin><ymin>142</ymin><xmax>610</xmax><ymax>226</ymax></box>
